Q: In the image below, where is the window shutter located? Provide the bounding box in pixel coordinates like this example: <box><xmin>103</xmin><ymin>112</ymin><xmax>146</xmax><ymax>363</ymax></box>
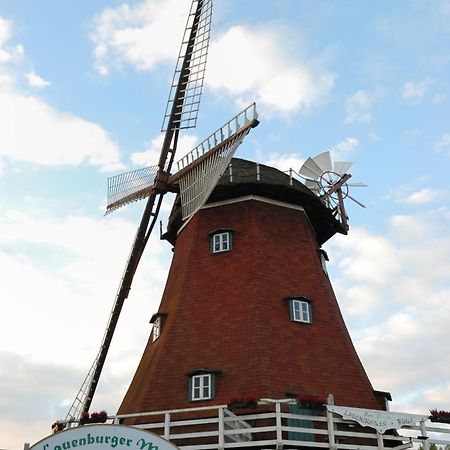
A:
<box><xmin>210</xmin><ymin>374</ymin><xmax>216</xmax><ymax>400</ymax></box>
<box><xmin>188</xmin><ymin>376</ymin><xmax>193</xmax><ymax>401</ymax></box>
<box><xmin>289</xmin><ymin>300</ymin><xmax>295</xmax><ymax>321</ymax></box>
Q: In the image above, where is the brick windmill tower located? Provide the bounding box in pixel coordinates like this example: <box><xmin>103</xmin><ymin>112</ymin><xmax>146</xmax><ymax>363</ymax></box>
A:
<box><xmin>63</xmin><ymin>0</ymin><xmax>391</xmax><ymax>446</ymax></box>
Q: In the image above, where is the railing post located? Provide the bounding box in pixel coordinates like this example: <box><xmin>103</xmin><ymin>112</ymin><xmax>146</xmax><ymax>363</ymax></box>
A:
<box><xmin>164</xmin><ymin>412</ymin><xmax>171</xmax><ymax>440</ymax></box>
<box><xmin>275</xmin><ymin>401</ymin><xmax>283</xmax><ymax>449</ymax></box>
<box><xmin>420</xmin><ymin>420</ymin><xmax>430</xmax><ymax>450</ymax></box>
<box><xmin>326</xmin><ymin>394</ymin><xmax>336</xmax><ymax>450</ymax></box>
<box><xmin>218</xmin><ymin>407</ymin><xmax>225</xmax><ymax>450</ymax></box>
<box><xmin>376</xmin><ymin>431</ymin><xmax>385</xmax><ymax>450</ymax></box>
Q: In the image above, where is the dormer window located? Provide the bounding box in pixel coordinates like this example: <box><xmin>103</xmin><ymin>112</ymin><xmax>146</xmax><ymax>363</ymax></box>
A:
<box><xmin>285</xmin><ymin>297</ymin><xmax>313</xmax><ymax>324</ymax></box>
<box><xmin>187</xmin><ymin>369</ymin><xmax>221</xmax><ymax>402</ymax></box>
<box><xmin>319</xmin><ymin>249</ymin><xmax>329</xmax><ymax>275</ymax></box>
<box><xmin>152</xmin><ymin>317</ymin><xmax>161</xmax><ymax>341</ymax></box>
<box><xmin>209</xmin><ymin>229</ymin><xmax>234</xmax><ymax>254</ymax></box>
<box><xmin>150</xmin><ymin>313</ymin><xmax>166</xmax><ymax>342</ymax></box>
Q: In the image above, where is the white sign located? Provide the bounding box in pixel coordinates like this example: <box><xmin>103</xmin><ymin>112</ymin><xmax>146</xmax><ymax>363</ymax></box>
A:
<box><xmin>327</xmin><ymin>405</ymin><xmax>429</xmax><ymax>434</ymax></box>
<box><xmin>30</xmin><ymin>424</ymin><xmax>180</xmax><ymax>450</ymax></box>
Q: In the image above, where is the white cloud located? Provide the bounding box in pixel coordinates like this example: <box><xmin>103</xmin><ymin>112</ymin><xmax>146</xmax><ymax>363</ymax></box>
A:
<box><xmin>25</xmin><ymin>70</ymin><xmax>51</xmax><ymax>88</ymax></box>
<box><xmin>131</xmin><ymin>133</ymin><xmax>198</xmax><ymax>167</ymax></box>
<box><xmin>207</xmin><ymin>25</ymin><xmax>334</xmax><ymax>115</ymax></box>
<box><xmin>0</xmin><ymin>206</ymin><xmax>172</xmax><ymax>445</ymax></box>
<box><xmin>332</xmin><ymin>137</ymin><xmax>359</xmax><ymax>160</ymax></box>
<box><xmin>402</xmin><ymin>188</ymin><xmax>443</xmax><ymax>205</ymax></box>
<box><xmin>90</xmin><ymin>2</ymin><xmax>334</xmax><ymax>116</ymax></box>
<box><xmin>90</xmin><ymin>0</ymin><xmax>190</xmax><ymax>75</ymax></box>
<box><xmin>327</xmin><ymin>208</ymin><xmax>450</xmax><ymax>407</ymax></box>
<box><xmin>402</xmin><ymin>78</ymin><xmax>433</xmax><ymax>102</ymax></box>
<box><xmin>435</xmin><ymin>133</ymin><xmax>450</xmax><ymax>156</ymax></box>
<box><xmin>0</xmin><ymin>16</ymin><xmax>12</xmax><ymax>50</ymax></box>
<box><xmin>264</xmin><ymin>153</ymin><xmax>305</xmax><ymax>172</ymax></box>
<box><xmin>0</xmin><ymin>89</ymin><xmax>124</xmax><ymax>171</ymax></box>
<box><xmin>0</xmin><ymin>17</ymin><xmax>124</xmax><ymax>173</ymax></box>
<box><xmin>345</xmin><ymin>90</ymin><xmax>373</xmax><ymax>124</ymax></box>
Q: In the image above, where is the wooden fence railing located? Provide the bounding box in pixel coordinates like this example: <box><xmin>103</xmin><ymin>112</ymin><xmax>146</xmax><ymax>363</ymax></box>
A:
<box><xmin>103</xmin><ymin>400</ymin><xmax>450</xmax><ymax>450</ymax></box>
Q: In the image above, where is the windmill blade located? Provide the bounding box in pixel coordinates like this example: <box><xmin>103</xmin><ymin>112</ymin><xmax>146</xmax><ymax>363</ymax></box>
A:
<box><xmin>105</xmin><ymin>165</ymin><xmax>159</xmax><ymax>214</ymax></box>
<box><xmin>170</xmin><ymin>103</ymin><xmax>259</xmax><ymax>220</ymax></box>
<box><xmin>161</xmin><ymin>0</ymin><xmax>213</xmax><ymax>132</ymax></box>
<box><xmin>348</xmin><ymin>194</ymin><xmax>366</xmax><ymax>208</ymax></box>
<box><xmin>66</xmin><ymin>0</ymin><xmax>214</xmax><ymax>422</ymax></box>
<box><xmin>305</xmin><ymin>179</ymin><xmax>320</xmax><ymax>193</ymax></box>
<box><xmin>313</xmin><ymin>151</ymin><xmax>332</xmax><ymax>173</ymax></box>
<box><xmin>333</xmin><ymin>161</ymin><xmax>353</xmax><ymax>175</ymax></box>
<box><xmin>299</xmin><ymin>157</ymin><xmax>324</xmax><ymax>180</ymax></box>
<box><xmin>347</xmin><ymin>182</ymin><xmax>368</xmax><ymax>188</ymax></box>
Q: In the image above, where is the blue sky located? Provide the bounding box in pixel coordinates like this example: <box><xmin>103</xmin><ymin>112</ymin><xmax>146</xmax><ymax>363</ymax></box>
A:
<box><xmin>1</xmin><ymin>0</ymin><xmax>450</xmax><ymax>448</ymax></box>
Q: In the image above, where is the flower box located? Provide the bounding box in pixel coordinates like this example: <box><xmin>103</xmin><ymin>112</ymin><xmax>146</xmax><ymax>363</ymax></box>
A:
<box><xmin>228</xmin><ymin>397</ymin><xmax>258</xmax><ymax>410</ymax></box>
<box><xmin>297</xmin><ymin>395</ymin><xmax>326</xmax><ymax>411</ymax></box>
<box><xmin>430</xmin><ymin>409</ymin><xmax>450</xmax><ymax>424</ymax></box>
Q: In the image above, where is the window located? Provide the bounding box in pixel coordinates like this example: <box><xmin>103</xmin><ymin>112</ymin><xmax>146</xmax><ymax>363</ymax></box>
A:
<box><xmin>150</xmin><ymin>313</ymin><xmax>166</xmax><ymax>342</ymax></box>
<box><xmin>152</xmin><ymin>317</ymin><xmax>161</xmax><ymax>342</ymax></box>
<box><xmin>191</xmin><ymin>374</ymin><xmax>212</xmax><ymax>401</ymax></box>
<box><xmin>188</xmin><ymin>370</ymin><xmax>219</xmax><ymax>401</ymax></box>
<box><xmin>209</xmin><ymin>229</ymin><xmax>233</xmax><ymax>254</ymax></box>
<box><xmin>289</xmin><ymin>298</ymin><xmax>312</xmax><ymax>324</ymax></box>
<box><xmin>319</xmin><ymin>249</ymin><xmax>329</xmax><ymax>274</ymax></box>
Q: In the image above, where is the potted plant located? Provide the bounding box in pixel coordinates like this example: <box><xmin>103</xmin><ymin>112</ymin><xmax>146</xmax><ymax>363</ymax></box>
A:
<box><xmin>79</xmin><ymin>410</ymin><xmax>108</xmax><ymax>425</ymax></box>
<box><xmin>430</xmin><ymin>409</ymin><xmax>450</xmax><ymax>424</ymax></box>
<box><xmin>228</xmin><ymin>396</ymin><xmax>258</xmax><ymax>410</ymax></box>
<box><xmin>297</xmin><ymin>395</ymin><xmax>326</xmax><ymax>411</ymax></box>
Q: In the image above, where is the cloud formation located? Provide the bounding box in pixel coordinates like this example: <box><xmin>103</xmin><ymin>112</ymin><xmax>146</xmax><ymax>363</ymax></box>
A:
<box><xmin>327</xmin><ymin>208</ymin><xmax>450</xmax><ymax>410</ymax></box>
<box><xmin>402</xmin><ymin>78</ymin><xmax>433</xmax><ymax>102</ymax></box>
<box><xmin>90</xmin><ymin>1</ymin><xmax>335</xmax><ymax>115</ymax></box>
<box><xmin>345</xmin><ymin>90</ymin><xmax>373</xmax><ymax>124</ymax></box>
<box><xmin>207</xmin><ymin>25</ymin><xmax>335</xmax><ymax>115</ymax></box>
<box><xmin>0</xmin><ymin>16</ymin><xmax>124</xmax><ymax>173</ymax></box>
<box><xmin>90</xmin><ymin>0</ymin><xmax>190</xmax><ymax>75</ymax></box>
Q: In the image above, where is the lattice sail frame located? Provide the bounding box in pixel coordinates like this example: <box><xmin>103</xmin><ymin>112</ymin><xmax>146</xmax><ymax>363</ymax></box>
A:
<box><xmin>178</xmin><ymin>131</ymin><xmax>249</xmax><ymax>220</ymax></box>
<box><xmin>106</xmin><ymin>166</ymin><xmax>159</xmax><ymax>214</ymax></box>
<box><xmin>173</xmin><ymin>103</ymin><xmax>258</xmax><ymax>219</ymax></box>
<box><xmin>162</xmin><ymin>0</ymin><xmax>213</xmax><ymax>132</ymax></box>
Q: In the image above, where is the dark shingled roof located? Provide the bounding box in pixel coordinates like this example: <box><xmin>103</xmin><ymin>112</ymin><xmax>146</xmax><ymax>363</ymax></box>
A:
<box><xmin>165</xmin><ymin>158</ymin><xmax>347</xmax><ymax>245</ymax></box>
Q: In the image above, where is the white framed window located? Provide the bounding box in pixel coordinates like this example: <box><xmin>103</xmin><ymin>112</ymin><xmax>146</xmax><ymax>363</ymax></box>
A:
<box><xmin>191</xmin><ymin>373</ymin><xmax>213</xmax><ymax>401</ymax></box>
<box><xmin>319</xmin><ymin>249</ymin><xmax>329</xmax><ymax>275</ymax></box>
<box><xmin>152</xmin><ymin>317</ymin><xmax>161</xmax><ymax>342</ymax></box>
<box><xmin>290</xmin><ymin>298</ymin><xmax>312</xmax><ymax>324</ymax></box>
<box><xmin>210</xmin><ymin>230</ymin><xmax>233</xmax><ymax>253</ymax></box>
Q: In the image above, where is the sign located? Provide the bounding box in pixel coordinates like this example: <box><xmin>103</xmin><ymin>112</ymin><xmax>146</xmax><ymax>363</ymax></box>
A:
<box><xmin>326</xmin><ymin>405</ymin><xmax>429</xmax><ymax>434</ymax></box>
<box><xmin>30</xmin><ymin>424</ymin><xmax>180</xmax><ymax>450</ymax></box>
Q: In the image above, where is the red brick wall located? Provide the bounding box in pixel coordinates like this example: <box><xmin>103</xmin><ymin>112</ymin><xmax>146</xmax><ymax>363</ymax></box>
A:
<box><xmin>119</xmin><ymin>199</ymin><xmax>381</xmax><ymax>415</ymax></box>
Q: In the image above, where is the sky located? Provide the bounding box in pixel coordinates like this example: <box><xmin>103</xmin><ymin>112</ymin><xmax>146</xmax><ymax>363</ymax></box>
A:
<box><xmin>1</xmin><ymin>0</ymin><xmax>450</xmax><ymax>448</ymax></box>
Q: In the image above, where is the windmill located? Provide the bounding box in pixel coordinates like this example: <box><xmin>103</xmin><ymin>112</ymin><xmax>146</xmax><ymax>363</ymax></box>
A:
<box><xmin>299</xmin><ymin>150</ymin><xmax>367</xmax><ymax>230</ymax></box>
<box><xmin>65</xmin><ymin>0</ymin><xmax>259</xmax><ymax>424</ymax></box>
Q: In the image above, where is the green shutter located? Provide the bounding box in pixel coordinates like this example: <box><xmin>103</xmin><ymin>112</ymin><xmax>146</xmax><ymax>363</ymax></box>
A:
<box><xmin>288</xmin><ymin>405</ymin><xmax>315</xmax><ymax>442</ymax></box>
<box><xmin>289</xmin><ymin>300</ymin><xmax>295</xmax><ymax>321</ymax></box>
<box><xmin>210</xmin><ymin>374</ymin><xmax>216</xmax><ymax>400</ymax></box>
<box><xmin>188</xmin><ymin>376</ymin><xmax>193</xmax><ymax>402</ymax></box>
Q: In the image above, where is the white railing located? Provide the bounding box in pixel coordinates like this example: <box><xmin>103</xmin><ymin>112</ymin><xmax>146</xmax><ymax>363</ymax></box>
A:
<box><xmin>176</xmin><ymin>103</ymin><xmax>258</xmax><ymax>172</ymax></box>
<box><xmin>90</xmin><ymin>400</ymin><xmax>450</xmax><ymax>450</ymax></box>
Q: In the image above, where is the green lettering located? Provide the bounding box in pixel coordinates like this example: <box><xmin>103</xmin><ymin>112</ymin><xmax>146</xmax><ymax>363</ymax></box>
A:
<box><xmin>136</xmin><ymin>439</ymin><xmax>158</xmax><ymax>450</ymax></box>
<box><xmin>119</xmin><ymin>438</ymin><xmax>126</xmax><ymax>445</ymax></box>
<box><xmin>71</xmin><ymin>441</ymin><xmax>77</xmax><ymax>448</ymax></box>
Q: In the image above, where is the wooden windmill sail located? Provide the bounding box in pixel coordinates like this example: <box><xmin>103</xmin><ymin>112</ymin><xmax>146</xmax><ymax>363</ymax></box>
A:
<box><xmin>65</xmin><ymin>0</ymin><xmax>259</xmax><ymax>423</ymax></box>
